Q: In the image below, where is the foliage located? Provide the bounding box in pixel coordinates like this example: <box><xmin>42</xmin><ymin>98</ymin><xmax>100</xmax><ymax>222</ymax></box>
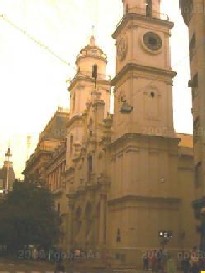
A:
<box><xmin>0</xmin><ymin>181</ymin><xmax>60</xmax><ymax>255</ymax></box>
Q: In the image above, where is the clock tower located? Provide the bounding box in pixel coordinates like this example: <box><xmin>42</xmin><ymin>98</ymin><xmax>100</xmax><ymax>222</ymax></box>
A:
<box><xmin>108</xmin><ymin>0</ymin><xmax>181</xmax><ymax>258</ymax></box>
<box><xmin>112</xmin><ymin>0</ymin><xmax>176</xmax><ymax>139</ymax></box>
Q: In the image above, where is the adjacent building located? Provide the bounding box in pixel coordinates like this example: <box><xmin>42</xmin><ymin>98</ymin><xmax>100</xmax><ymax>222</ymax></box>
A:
<box><xmin>45</xmin><ymin>140</ymin><xmax>68</xmax><ymax>250</ymax></box>
<box><xmin>180</xmin><ymin>0</ymin><xmax>205</xmax><ymax>249</ymax></box>
<box><xmin>23</xmin><ymin>107</ymin><xmax>69</xmax><ymax>185</ymax></box>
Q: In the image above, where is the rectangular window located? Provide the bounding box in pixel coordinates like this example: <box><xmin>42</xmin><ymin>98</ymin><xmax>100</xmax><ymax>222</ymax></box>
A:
<box><xmin>195</xmin><ymin>161</ymin><xmax>202</xmax><ymax>187</ymax></box>
<box><xmin>189</xmin><ymin>73</ymin><xmax>198</xmax><ymax>101</ymax></box>
<box><xmin>146</xmin><ymin>0</ymin><xmax>152</xmax><ymax>17</ymax></box>
<box><xmin>72</xmin><ymin>93</ymin><xmax>75</xmax><ymax>112</ymax></box>
<box><xmin>87</xmin><ymin>155</ymin><xmax>92</xmax><ymax>182</ymax></box>
<box><xmin>57</xmin><ymin>203</ymin><xmax>61</xmax><ymax>214</ymax></box>
<box><xmin>193</xmin><ymin>116</ymin><xmax>200</xmax><ymax>143</ymax></box>
<box><xmin>189</xmin><ymin>33</ymin><xmax>196</xmax><ymax>61</ymax></box>
<box><xmin>92</xmin><ymin>64</ymin><xmax>97</xmax><ymax>79</ymax></box>
<box><xmin>70</xmin><ymin>135</ymin><xmax>73</xmax><ymax>155</ymax></box>
<box><xmin>192</xmin><ymin>73</ymin><xmax>198</xmax><ymax>100</ymax></box>
<box><xmin>189</xmin><ymin>73</ymin><xmax>198</xmax><ymax>88</ymax></box>
<box><xmin>192</xmin><ymin>73</ymin><xmax>198</xmax><ymax>87</ymax></box>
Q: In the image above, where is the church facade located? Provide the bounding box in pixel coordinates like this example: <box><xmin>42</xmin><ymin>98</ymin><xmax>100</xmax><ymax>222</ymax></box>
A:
<box><xmin>24</xmin><ymin>0</ymin><xmax>198</xmax><ymax>266</ymax></box>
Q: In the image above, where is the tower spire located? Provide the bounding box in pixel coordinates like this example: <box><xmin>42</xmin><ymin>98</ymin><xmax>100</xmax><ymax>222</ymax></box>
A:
<box><xmin>90</xmin><ymin>25</ymin><xmax>96</xmax><ymax>46</ymax></box>
<box><xmin>4</xmin><ymin>146</ymin><xmax>12</xmax><ymax>193</ymax></box>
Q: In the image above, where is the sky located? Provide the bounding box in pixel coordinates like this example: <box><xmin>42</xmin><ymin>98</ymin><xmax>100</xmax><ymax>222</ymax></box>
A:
<box><xmin>0</xmin><ymin>0</ymin><xmax>191</xmax><ymax>179</ymax></box>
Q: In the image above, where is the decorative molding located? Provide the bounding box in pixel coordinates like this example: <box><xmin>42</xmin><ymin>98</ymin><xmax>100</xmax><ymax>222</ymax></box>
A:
<box><xmin>111</xmin><ymin>63</ymin><xmax>176</xmax><ymax>86</ymax></box>
<box><xmin>117</xmin><ymin>35</ymin><xmax>128</xmax><ymax>61</ymax></box>
<box><xmin>116</xmin><ymin>150</ymin><xmax>123</xmax><ymax>158</ymax></box>
<box><xmin>124</xmin><ymin>145</ymin><xmax>140</xmax><ymax>153</ymax></box>
<box><xmin>108</xmin><ymin>194</ymin><xmax>181</xmax><ymax>206</ymax></box>
<box><xmin>148</xmin><ymin>148</ymin><xmax>159</xmax><ymax>154</ymax></box>
<box><xmin>112</xmin><ymin>13</ymin><xmax>173</xmax><ymax>39</ymax></box>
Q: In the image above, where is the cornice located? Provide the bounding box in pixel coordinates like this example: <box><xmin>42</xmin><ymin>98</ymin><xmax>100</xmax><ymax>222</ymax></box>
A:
<box><xmin>76</xmin><ymin>54</ymin><xmax>107</xmax><ymax>65</ymax></box>
<box><xmin>112</xmin><ymin>14</ymin><xmax>174</xmax><ymax>39</ymax></box>
<box><xmin>66</xmin><ymin>183</ymin><xmax>100</xmax><ymax>199</ymax></box>
<box><xmin>68</xmin><ymin>75</ymin><xmax>110</xmax><ymax>91</ymax></box>
<box><xmin>110</xmin><ymin>133</ymin><xmax>180</xmax><ymax>150</ymax></box>
<box><xmin>108</xmin><ymin>194</ymin><xmax>181</xmax><ymax>206</ymax></box>
<box><xmin>46</xmin><ymin>157</ymin><xmax>66</xmax><ymax>172</ymax></box>
<box><xmin>111</xmin><ymin>63</ymin><xmax>177</xmax><ymax>86</ymax></box>
<box><xmin>46</xmin><ymin>146</ymin><xmax>66</xmax><ymax>170</ymax></box>
<box><xmin>24</xmin><ymin>150</ymin><xmax>52</xmax><ymax>172</ymax></box>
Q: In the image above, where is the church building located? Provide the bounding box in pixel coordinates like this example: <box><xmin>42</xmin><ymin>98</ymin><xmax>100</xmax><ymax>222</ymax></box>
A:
<box><xmin>63</xmin><ymin>0</ymin><xmax>197</xmax><ymax>265</ymax></box>
<box><xmin>25</xmin><ymin>0</ymin><xmax>198</xmax><ymax>266</ymax></box>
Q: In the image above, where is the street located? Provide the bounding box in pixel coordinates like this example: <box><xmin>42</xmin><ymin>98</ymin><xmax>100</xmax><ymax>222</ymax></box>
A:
<box><xmin>0</xmin><ymin>258</ymin><xmax>54</xmax><ymax>272</ymax></box>
<box><xmin>0</xmin><ymin>258</ymin><xmax>140</xmax><ymax>273</ymax></box>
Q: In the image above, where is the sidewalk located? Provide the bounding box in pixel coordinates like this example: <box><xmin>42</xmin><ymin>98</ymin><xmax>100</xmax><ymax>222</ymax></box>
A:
<box><xmin>65</xmin><ymin>260</ymin><xmax>184</xmax><ymax>273</ymax></box>
<box><xmin>0</xmin><ymin>257</ymin><xmax>184</xmax><ymax>273</ymax></box>
<box><xmin>0</xmin><ymin>257</ymin><xmax>54</xmax><ymax>271</ymax></box>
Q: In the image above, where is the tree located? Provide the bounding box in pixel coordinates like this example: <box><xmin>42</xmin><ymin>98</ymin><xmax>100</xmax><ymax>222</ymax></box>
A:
<box><xmin>0</xmin><ymin>181</ymin><xmax>60</xmax><ymax>255</ymax></box>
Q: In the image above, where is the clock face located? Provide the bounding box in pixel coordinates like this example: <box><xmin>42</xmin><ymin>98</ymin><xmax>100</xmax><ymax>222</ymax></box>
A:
<box><xmin>117</xmin><ymin>37</ymin><xmax>128</xmax><ymax>61</ymax></box>
<box><xmin>143</xmin><ymin>32</ymin><xmax>162</xmax><ymax>51</ymax></box>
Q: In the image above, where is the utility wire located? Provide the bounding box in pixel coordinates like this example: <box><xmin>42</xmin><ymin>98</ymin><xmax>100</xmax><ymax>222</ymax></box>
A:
<box><xmin>0</xmin><ymin>13</ymin><xmax>70</xmax><ymax>66</ymax></box>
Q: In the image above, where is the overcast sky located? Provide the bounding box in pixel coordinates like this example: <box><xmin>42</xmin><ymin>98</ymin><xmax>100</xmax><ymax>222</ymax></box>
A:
<box><xmin>0</xmin><ymin>0</ymin><xmax>191</xmax><ymax>178</ymax></box>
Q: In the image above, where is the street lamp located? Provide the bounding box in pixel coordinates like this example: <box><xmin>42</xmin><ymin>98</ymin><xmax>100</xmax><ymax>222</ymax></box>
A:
<box><xmin>159</xmin><ymin>230</ymin><xmax>173</xmax><ymax>250</ymax></box>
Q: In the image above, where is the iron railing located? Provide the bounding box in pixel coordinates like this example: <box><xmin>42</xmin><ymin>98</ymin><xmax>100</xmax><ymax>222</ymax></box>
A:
<box><xmin>70</xmin><ymin>70</ymin><xmax>111</xmax><ymax>83</ymax></box>
<box><xmin>116</xmin><ymin>7</ymin><xmax>169</xmax><ymax>29</ymax></box>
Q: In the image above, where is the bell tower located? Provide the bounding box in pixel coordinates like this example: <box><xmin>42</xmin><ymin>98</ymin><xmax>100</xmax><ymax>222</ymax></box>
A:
<box><xmin>112</xmin><ymin>0</ymin><xmax>176</xmax><ymax>140</ymax></box>
<box><xmin>68</xmin><ymin>35</ymin><xmax>110</xmax><ymax>119</ymax></box>
<box><xmin>122</xmin><ymin>0</ymin><xmax>160</xmax><ymax>18</ymax></box>
<box><xmin>108</xmin><ymin>0</ymin><xmax>181</xmax><ymax>255</ymax></box>
<box><xmin>66</xmin><ymin>36</ymin><xmax>111</xmax><ymax>165</ymax></box>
